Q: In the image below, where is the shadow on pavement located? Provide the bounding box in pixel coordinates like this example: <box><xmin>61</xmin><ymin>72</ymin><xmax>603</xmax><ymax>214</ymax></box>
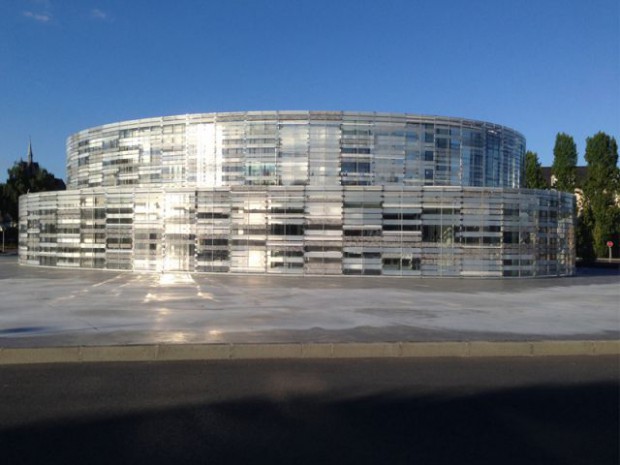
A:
<box><xmin>1</xmin><ymin>382</ymin><xmax>617</xmax><ymax>465</ymax></box>
<box><xmin>575</xmin><ymin>265</ymin><xmax>620</xmax><ymax>277</ymax></box>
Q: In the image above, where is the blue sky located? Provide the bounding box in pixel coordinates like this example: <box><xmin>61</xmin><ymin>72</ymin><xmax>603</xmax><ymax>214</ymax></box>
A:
<box><xmin>1</xmin><ymin>0</ymin><xmax>618</xmax><ymax>181</ymax></box>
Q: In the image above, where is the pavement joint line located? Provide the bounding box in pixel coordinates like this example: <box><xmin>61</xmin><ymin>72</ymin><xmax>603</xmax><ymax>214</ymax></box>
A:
<box><xmin>0</xmin><ymin>340</ymin><xmax>618</xmax><ymax>365</ymax></box>
<box><xmin>91</xmin><ymin>275</ymin><xmax>122</xmax><ymax>288</ymax></box>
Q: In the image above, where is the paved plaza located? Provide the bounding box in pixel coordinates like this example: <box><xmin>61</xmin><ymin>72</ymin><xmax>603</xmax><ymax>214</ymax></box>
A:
<box><xmin>0</xmin><ymin>255</ymin><xmax>618</xmax><ymax>347</ymax></box>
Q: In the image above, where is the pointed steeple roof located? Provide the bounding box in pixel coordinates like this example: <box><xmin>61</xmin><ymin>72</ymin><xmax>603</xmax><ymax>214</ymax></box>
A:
<box><xmin>27</xmin><ymin>138</ymin><xmax>33</xmax><ymax>165</ymax></box>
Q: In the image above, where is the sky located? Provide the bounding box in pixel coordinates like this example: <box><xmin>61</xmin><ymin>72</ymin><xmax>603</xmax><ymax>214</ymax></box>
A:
<box><xmin>1</xmin><ymin>0</ymin><xmax>618</xmax><ymax>182</ymax></box>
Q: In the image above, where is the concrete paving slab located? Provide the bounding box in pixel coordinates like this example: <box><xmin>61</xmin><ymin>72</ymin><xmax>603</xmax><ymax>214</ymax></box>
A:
<box><xmin>469</xmin><ymin>341</ymin><xmax>533</xmax><ymax>357</ymax></box>
<box><xmin>0</xmin><ymin>346</ymin><xmax>80</xmax><ymax>364</ymax></box>
<box><xmin>1</xmin><ymin>340</ymin><xmax>616</xmax><ymax>365</ymax></box>
<box><xmin>1</xmin><ymin>256</ymin><xmax>619</xmax><ymax>348</ymax></box>
<box><xmin>401</xmin><ymin>342</ymin><xmax>469</xmax><ymax>357</ymax></box>
<box><xmin>157</xmin><ymin>343</ymin><xmax>232</xmax><ymax>361</ymax></box>
<box><xmin>231</xmin><ymin>343</ymin><xmax>303</xmax><ymax>359</ymax></box>
<box><xmin>79</xmin><ymin>345</ymin><xmax>158</xmax><ymax>362</ymax></box>
<box><xmin>300</xmin><ymin>343</ymin><xmax>334</xmax><ymax>358</ymax></box>
<box><xmin>531</xmin><ymin>340</ymin><xmax>595</xmax><ymax>356</ymax></box>
<box><xmin>593</xmin><ymin>340</ymin><xmax>620</xmax><ymax>355</ymax></box>
<box><xmin>331</xmin><ymin>342</ymin><xmax>400</xmax><ymax>358</ymax></box>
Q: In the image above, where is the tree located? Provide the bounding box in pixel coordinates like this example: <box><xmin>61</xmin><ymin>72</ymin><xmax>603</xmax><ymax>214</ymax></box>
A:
<box><xmin>1</xmin><ymin>160</ymin><xmax>65</xmax><ymax>222</ymax></box>
<box><xmin>523</xmin><ymin>151</ymin><xmax>548</xmax><ymax>189</ymax></box>
<box><xmin>0</xmin><ymin>183</ymin><xmax>6</xmax><ymax>221</ymax></box>
<box><xmin>582</xmin><ymin>132</ymin><xmax>619</xmax><ymax>258</ymax></box>
<box><xmin>551</xmin><ymin>133</ymin><xmax>578</xmax><ymax>192</ymax></box>
<box><xmin>576</xmin><ymin>206</ymin><xmax>596</xmax><ymax>262</ymax></box>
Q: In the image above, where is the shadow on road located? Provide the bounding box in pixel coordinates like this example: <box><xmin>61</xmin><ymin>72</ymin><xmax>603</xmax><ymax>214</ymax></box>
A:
<box><xmin>1</xmin><ymin>382</ymin><xmax>617</xmax><ymax>465</ymax></box>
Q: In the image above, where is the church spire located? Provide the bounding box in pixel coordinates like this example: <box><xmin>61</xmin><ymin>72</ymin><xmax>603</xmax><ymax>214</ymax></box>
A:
<box><xmin>27</xmin><ymin>137</ymin><xmax>33</xmax><ymax>165</ymax></box>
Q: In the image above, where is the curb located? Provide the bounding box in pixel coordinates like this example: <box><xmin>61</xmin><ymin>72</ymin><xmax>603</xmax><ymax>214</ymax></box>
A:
<box><xmin>0</xmin><ymin>340</ymin><xmax>618</xmax><ymax>365</ymax></box>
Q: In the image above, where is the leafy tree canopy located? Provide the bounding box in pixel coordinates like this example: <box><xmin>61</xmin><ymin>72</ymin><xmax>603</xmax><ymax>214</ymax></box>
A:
<box><xmin>1</xmin><ymin>160</ymin><xmax>65</xmax><ymax>222</ymax></box>
<box><xmin>583</xmin><ymin>132</ymin><xmax>619</xmax><ymax>258</ymax></box>
<box><xmin>523</xmin><ymin>151</ymin><xmax>548</xmax><ymax>189</ymax></box>
<box><xmin>552</xmin><ymin>133</ymin><xmax>578</xmax><ymax>191</ymax></box>
<box><xmin>584</xmin><ymin>132</ymin><xmax>619</xmax><ymax>195</ymax></box>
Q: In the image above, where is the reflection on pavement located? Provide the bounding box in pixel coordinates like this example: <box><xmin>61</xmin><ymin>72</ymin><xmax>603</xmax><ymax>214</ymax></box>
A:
<box><xmin>0</xmin><ymin>256</ymin><xmax>618</xmax><ymax>347</ymax></box>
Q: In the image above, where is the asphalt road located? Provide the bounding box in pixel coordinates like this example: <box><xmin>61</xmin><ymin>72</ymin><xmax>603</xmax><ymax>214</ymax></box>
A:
<box><xmin>1</xmin><ymin>356</ymin><xmax>618</xmax><ymax>465</ymax></box>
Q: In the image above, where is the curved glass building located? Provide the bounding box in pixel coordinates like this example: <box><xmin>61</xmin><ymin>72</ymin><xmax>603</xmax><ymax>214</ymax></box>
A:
<box><xmin>19</xmin><ymin>111</ymin><xmax>575</xmax><ymax>277</ymax></box>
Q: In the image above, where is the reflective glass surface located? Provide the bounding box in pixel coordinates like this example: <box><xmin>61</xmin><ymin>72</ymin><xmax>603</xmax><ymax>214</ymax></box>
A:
<box><xmin>66</xmin><ymin>112</ymin><xmax>525</xmax><ymax>190</ymax></box>
<box><xmin>21</xmin><ymin>112</ymin><xmax>574</xmax><ymax>278</ymax></box>
<box><xmin>20</xmin><ymin>186</ymin><xmax>575</xmax><ymax>277</ymax></box>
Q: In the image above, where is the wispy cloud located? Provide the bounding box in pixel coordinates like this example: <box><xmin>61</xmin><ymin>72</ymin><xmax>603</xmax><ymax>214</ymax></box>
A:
<box><xmin>23</xmin><ymin>10</ymin><xmax>52</xmax><ymax>22</ymax></box>
<box><xmin>91</xmin><ymin>8</ymin><xmax>110</xmax><ymax>21</ymax></box>
<box><xmin>22</xmin><ymin>0</ymin><xmax>53</xmax><ymax>23</ymax></box>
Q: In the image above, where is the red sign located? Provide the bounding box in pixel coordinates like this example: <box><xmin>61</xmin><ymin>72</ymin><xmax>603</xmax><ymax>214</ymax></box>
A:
<box><xmin>607</xmin><ymin>241</ymin><xmax>614</xmax><ymax>247</ymax></box>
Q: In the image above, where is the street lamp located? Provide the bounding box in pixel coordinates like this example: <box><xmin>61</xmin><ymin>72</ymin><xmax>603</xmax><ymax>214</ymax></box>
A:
<box><xmin>0</xmin><ymin>226</ymin><xmax>4</xmax><ymax>253</ymax></box>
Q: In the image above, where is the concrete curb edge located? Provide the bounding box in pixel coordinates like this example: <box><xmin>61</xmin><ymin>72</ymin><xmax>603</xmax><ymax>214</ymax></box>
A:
<box><xmin>0</xmin><ymin>340</ymin><xmax>618</xmax><ymax>365</ymax></box>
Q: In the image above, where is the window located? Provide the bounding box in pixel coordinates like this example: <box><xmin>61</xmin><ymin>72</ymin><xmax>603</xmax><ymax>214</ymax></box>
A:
<box><xmin>435</xmin><ymin>138</ymin><xmax>448</xmax><ymax>149</ymax></box>
<box><xmin>269</xmin><ymin>224</ymin><xmax>304</xmax><ymax>235</ymax></box>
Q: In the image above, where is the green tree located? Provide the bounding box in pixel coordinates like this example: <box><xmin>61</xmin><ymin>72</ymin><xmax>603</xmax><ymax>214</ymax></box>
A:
<box><xmin>1</xmin><ymin>160</ymin><xmax>65</xmax><ymax>222</ymax></box>
<box><xmin>576</xmin><ymin>206</ymin><xmax>596</xmax><ymax>262</ymax></box>
<box><xmin>523</xmin><ymin>151</ymin><xmax>548</xmax><ymax>189</ymax></box>
<box><xmin>0</xmin><ymin>183</ymin><xmax>6</xmax><ymax>219</ymax></box>
<box><xmin>583</xmin><ymin>132</ymin><xmax>620</xmax><ymax>258</ymax></box>
<box><xmin>551</xmin><ymin>133</ymin><xmax>578</xmax><ymax>192</ymax></box>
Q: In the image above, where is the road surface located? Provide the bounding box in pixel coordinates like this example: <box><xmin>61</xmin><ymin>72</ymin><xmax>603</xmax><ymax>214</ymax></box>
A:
<box><xmin>1</xmin><ymin>356</ymin><xmax>617</xmax><ymax>464</ymax></box>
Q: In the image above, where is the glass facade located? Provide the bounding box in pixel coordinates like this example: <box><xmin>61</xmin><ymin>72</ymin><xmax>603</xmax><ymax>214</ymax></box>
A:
<box><xmin>20</xmin><ymin>111</ymin><xmax>575</xmax><ymax>277</ymax></box>
<box><xmin>66</xmin><ymin>111</ymin><xmax>525</xmax><ymax>190</ymax></box>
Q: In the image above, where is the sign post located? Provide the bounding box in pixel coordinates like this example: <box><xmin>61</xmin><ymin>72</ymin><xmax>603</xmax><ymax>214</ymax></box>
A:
<box><xmin>607</xmin><ymin>241</ymin><xmax>614</xmax><ymax>262</ymax></box>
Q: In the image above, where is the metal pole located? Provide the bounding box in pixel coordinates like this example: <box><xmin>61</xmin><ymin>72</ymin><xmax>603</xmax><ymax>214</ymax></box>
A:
<box><xmin>1</xmin><ymin>227</ymin><xmax>4</xmax><ymax>253</ymax></box>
